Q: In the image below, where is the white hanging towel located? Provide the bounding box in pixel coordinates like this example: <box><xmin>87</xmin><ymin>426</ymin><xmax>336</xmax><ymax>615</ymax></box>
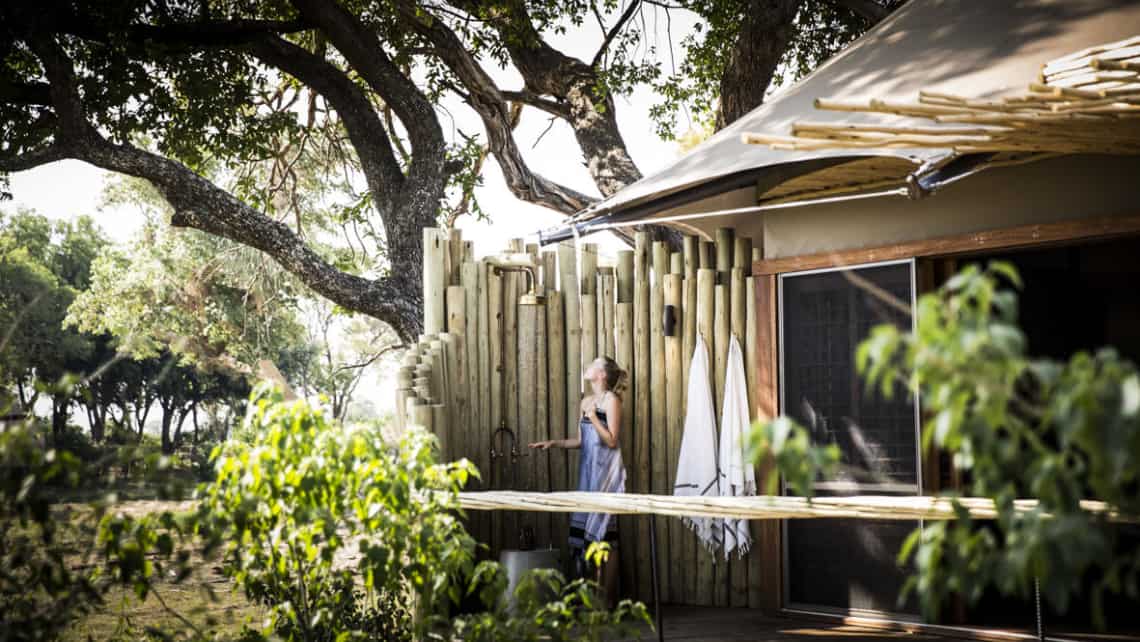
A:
<box><xmin>673</xmin><ymin>335</ymin><xmax>722</xmax><ymax>554</ymax></box>
<box><xmin>719</xmin><ymin>335</ymin><xmax>755</xmax><ymax>559</ymax></box>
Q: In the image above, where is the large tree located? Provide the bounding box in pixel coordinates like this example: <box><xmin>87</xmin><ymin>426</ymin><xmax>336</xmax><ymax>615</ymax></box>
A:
<box><xmin>0</xmin><ymin>0</ymin><xmax>899</xmax><ymax>342</ymax></box>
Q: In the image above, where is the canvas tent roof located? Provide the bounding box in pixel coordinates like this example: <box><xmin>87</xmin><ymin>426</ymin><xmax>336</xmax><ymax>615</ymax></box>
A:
<box><xmin>543</xmin><ymin>0</ymin><xmax>1140</xmax><ymax>242</ymax></box>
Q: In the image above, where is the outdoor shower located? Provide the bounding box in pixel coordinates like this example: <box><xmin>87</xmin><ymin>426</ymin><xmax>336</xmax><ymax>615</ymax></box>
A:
<box><xmin>485</xmin><ymin>252</ymin><xmax>545</xmax><ymax>496</ymax></box>
<box><xmin>486</xmin><ymin>252</ymin><xmax>556</xmax><ymax>576</ymax></box>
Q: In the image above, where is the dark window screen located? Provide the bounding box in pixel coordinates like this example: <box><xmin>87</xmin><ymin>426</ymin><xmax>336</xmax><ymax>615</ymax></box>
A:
<box><xmin>780</xmin><ymin>262</ymin><xmax>919</xmax><ymax>614</ymax></box>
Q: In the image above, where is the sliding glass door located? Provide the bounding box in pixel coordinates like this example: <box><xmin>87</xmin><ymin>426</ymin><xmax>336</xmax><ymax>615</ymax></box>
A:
<box><xmin>778</xmin><ymin>260</ymin><xmax>921</xmax><ymax>616</ymax></box>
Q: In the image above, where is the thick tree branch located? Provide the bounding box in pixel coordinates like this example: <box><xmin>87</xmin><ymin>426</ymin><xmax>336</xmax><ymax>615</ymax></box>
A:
<box><xmin>397</xmin><ymin>1</ymin><xmax>597</xmax><ymax>215</ymax></box>
<box><xmin>449</xmin><ymin>0</ymin><xmax>643</xmax><ymax>198</ymax></box>
<box><xmin>249</xmin><ymin>35</ymin><xmax>405</xmax><ymax>218</ymax></box>
<box><xmin>15</xmin><ymin>33</ymin><xmax>424</xmax><ymax>342</ymax></box>
<box><xmin>499</xmin><ymin>90</ymin><xmax>570</xmax><ymax>119</ymax></box>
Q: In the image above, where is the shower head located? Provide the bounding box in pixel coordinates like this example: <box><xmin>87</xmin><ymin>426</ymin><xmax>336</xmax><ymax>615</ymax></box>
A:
<box><xmin>487</xmin><ymin>253</ymin><xmax>545</xmax><ymax>305</ymax></box>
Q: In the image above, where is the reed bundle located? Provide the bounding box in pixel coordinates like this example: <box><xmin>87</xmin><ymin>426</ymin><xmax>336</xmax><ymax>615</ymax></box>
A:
<box><xmin>455</xmin><ymin>491</ymin><xmax>1133</xmax><ymax>524</ymax></box>
<box><xmin>742</xmin><ymin>36</ymin><xmax>1140</xmax><ymax>155</ymax></box>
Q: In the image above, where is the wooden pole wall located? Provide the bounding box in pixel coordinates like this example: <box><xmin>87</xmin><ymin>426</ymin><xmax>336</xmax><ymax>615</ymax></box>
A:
<box><xmin>408</xmin><ymin>228</ymin><xmax>769</xmax><ymax>610</ymax></box>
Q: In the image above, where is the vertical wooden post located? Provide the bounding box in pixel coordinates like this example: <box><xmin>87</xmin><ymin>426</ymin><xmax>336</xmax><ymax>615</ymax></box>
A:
<box><xmin>424</xmin><ymin>229</ymin><xmax>446</xmax><ymax>334</ymax></box>
<box><xmin>448</xmin><ymin>228</ymin><xmax>464</xmax><ymax>285</ymax></box>
<box><xmin>542</xmin><ymin>251</ymin><xmax>557</xmax><ymax>294</ymax></box>
<box><xmin>663</xmin><ymin>273</ymin><xmax>684</xmax><ymax>605</ymax></box>
<box><xmin>462</xmin><ymin>263</ymin><xmax>480</xmax><ymax>458</ymax></box>
<box><xmin>683</xmin><ymin>237</ymin><xmax>698</xmax><ymax>410</ymax></box>
<box><xmin>733</xmin><ymin>236</ymin><xmax>752</xmax><ymax>273</ymax></box>
<box><xmin>488</xmin><ymin>259</ymin><xmax>504</xmax><ymax>571</ymax></box>
<box><xmin>581</xmin><ymin>243</ymin><xmax>598</xmax><ymax>369</ymax></box>
<box><xmin>535</xmin><ymin>301</ymin><xmax>550</xmax><ymax>546</ymax></box>
<box><xmin>614</xmin><ymin>300</ymin><xmax>636</xmax><ymax>598</ymax></box>
<box><xmin>558</xmin><ymin>242</ymin><xmax>581</xmax><ymax>467</ymax></box>
<box><xmin>745</xmin><ymin>275</ymin><xmax>762</xmax><ymax>608</ymax></box>
<box><xmin>729</xmin><ymin>267</ymin><xmax>749</xmax><ymax>607</ymax></box>
<box><xmin>633</xmin><ymin>231</ymin><xmax>651</xmax><ymax>601</ymax></box>
<box><xmin>700</xmin><ymin>240</ymin><xmax>715</xmax><ymax>270</ymax></box>
<box><xmin>715</xmin><ymin>228</ymin><xmax>734</xmax><ymax>286</ymax></box>
<box><xmin>503</xmin><ymin>242</ymin><xmax>522</xmax><ymax>549</ymax></box>
<box><xmin>615</xmin><ymin>249</ymin><xmax>636</xmax><ymax>597</ymax></box>
<box><xmin>601</xmin><ymin>272</ymin><xmax>615</xmax><ymax>358</ymax></box>
<box><xmin>518</xmin><ymin>304</ymin><xmax>538</xmax><ymax>493</ymax></box>
<box><xmin>546</xmin><ymin>291</ymin><xmax>567</xmax><ymax>547</ymax></box>
<box><xmin>616</xmin><ymin>250</ymin><xmax>634</xmax><ymax>304</ymax></box>
<box><xmin>650</xmin><ymin>240</ymin><xmax>669</xmax><ymax>598</ymax></box>
<box><xmin>477</xmin><ymin>262</ymin><xmax>492</xmax><ymax>479</ymax></box>
<box><xmin>446</xmin><ymin>287</ymin><xmax>468</xmax><ymax>457</ymax></box>
<box><xmin>695</xmin><ymin>268</ymin><xmax>717</xmax><ymax>606</ymax></box>
<box><xmin>581</xmin><ymin>294</ymin><xmax>597</xmax><ymax>370</ymax></box>
<box><xmin>715</xmin><ymin>281</ymin><xmax>731</xmax><ymax>607</ymax></box>
<box><xmin>753</xmin><ymin>275</ymin><xmax>782</xmax><ymax>614</ymax></box>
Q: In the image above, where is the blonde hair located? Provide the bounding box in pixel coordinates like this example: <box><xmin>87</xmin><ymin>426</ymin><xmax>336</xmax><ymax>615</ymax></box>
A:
<box><xmin>597</xmin><ymin>357</ymin><xmax>627</xmax><ymax>397</ymax></box>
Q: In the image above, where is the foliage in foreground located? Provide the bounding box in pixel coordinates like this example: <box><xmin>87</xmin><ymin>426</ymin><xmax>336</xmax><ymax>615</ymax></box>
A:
<box><xmin>0</xmin><ymin>386</ymin><xmax>649</xmax><ymax>641</ymax></box>
<box><xmin>751</xmin><ymin>263</ymin><xmax>1140</xmax><ymax>627</ymax></box>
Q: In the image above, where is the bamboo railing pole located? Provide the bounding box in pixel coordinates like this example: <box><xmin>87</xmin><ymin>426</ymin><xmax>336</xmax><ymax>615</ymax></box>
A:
<box><xmin>650</xmin><ymin>241</ymin><xmax>669</xmax><ymax>597</ymax></box>
<box><xmin>695</xmin><ymin>268</ymin><xmax>716</xmax><ymax>605</ymax></box>
<box><xmin>633</xmin><ymin>231</ymin><xmax>651</xmax><ymax>601</ymax></box>
<box><xmin>614</xmin><ymin>300</ymin><xmax>636</xmax><ymax>600</ymax></box>
<box><xmin>423</xmin><ymin>229</ymin><xmax>446</xmax><ymax>334</ymax></box>
<box><xmin>745</xmin><ymin>275</ymin><xmax>761</xmax><ymax>608</ymax></box>
<box><xmin>670</xmin><ymin>252</ymin><xmax>683</xmax><ymax>275</ymax></box>
<box><xmin>534</xmin><ymin>301</ymin><xmax>551</xmax><ymax>547</ymax></box>
<box><xmin>395</xmin><ymin>366</ymin><xmax>414</xmax><ymax>433</ymax></box>
<box><xmin>663</xmin><ymin>274</ymin><xmax>684</xmax><ymax>605</ymax></box>
<box><xmin>581</xmin><ymin>293</ymin><xmax>598</xmax><ymax>380</ymax></box>
<box><xmin>595</xmin><ymin>272</ymin><xmax>605</xmax><ymax>359</ymax></box>
<box><xmin>432</xmin><ymin>404</ymin><xmax>447</xmax><ymax>454</ymax></box>
<box><xmin>715</xmin><ymin>228</ymin><xmax>734</xmax><ymax>286</ymax></box>
<box><xmin>546</xmin><ymin>291</ymin><xmax>567</xmax><ymax>546</ymax></box>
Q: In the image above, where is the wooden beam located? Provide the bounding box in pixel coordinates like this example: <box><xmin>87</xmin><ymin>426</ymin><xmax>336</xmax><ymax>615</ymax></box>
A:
<box><xmin>753</xmin><ymin>213</ymin><xmax>1140</xmax><ymax>275</ymax></box>
<box><xmin>753</xmin><ymin>274</ymin><xmax>782</xmax><ymax>615</ymax></box>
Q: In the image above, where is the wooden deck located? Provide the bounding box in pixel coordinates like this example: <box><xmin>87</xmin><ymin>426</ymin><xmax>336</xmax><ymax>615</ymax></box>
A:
<box><xmin>627</xmin><ymin>607</ymin><xmax>945</xmax><ymax>641</ymax></box>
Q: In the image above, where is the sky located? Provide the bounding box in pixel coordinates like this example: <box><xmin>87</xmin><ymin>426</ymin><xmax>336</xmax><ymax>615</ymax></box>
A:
<box><xmin>1</xmin><ymin>5</ymin><xmax>706</xmax><ymax>418</ymax></box>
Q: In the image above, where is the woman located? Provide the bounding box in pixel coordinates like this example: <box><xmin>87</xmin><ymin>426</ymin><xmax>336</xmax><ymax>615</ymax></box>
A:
<box><xmin>529</xmin><ymin>356</ymin><xmax>627</xmax><ymax>605</ymax></box>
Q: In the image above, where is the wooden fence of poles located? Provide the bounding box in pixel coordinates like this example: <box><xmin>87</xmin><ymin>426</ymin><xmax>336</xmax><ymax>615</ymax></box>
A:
<box><xmin>395</xmin><ymin>226</ymin><xmax>762</xmax><ymax>608</ymax></box>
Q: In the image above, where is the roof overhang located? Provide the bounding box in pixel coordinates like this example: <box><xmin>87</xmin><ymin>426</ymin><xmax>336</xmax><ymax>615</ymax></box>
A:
<box><xmin>539</xmin><ymin>0</ymin><xmax>1140</xmax><ymax>245</ymax></box>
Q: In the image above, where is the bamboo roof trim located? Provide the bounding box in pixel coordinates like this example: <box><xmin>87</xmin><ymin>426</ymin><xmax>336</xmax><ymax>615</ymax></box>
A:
<box><xmin>742</xmin><ymin>38</ymin><xmax>1140</xmax><ymax>155</ymax></box>
<box><xmin>455</xmin><ymin>491</ymin><xmax>1134</xmax><ymax>524</ymax></box>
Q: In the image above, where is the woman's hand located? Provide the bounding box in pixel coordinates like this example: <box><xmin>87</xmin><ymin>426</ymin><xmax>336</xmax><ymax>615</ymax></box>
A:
<box><xmin>529</xmin><ymin>440</ymin><xmax>556</xmax><ymax>450</ymax></box>
<box><xmin>584</xmin><ymin>405</ymin><xmax>599</xmax><ymax>424</ymax></box>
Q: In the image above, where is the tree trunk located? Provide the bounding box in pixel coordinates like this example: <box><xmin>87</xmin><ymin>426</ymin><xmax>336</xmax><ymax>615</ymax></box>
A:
<box><xmin>51</xmin><ymin>395</ymin><xmax>68</xmax><ymax>442</ymax></box>
<box><xmin>160</xmin><ymin>403</ymin><xmax>174</xmax><ymax>454</ymax></box>
<box><xmin>715</xmin><ymin>0</ymin><xmax>803</xmax><ymax>130</ymax></box>
<box><xmin>172</xmin><ymin>405</ymin><xmax>190</xmax><ymax>449</ymax></box>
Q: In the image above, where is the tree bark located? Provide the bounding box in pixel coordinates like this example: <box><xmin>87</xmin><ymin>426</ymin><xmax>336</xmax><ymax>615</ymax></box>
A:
<box><xmin>716</xmin><ymin>0</ymin><xmax>803</xmax><ymax>130</ymax></box>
